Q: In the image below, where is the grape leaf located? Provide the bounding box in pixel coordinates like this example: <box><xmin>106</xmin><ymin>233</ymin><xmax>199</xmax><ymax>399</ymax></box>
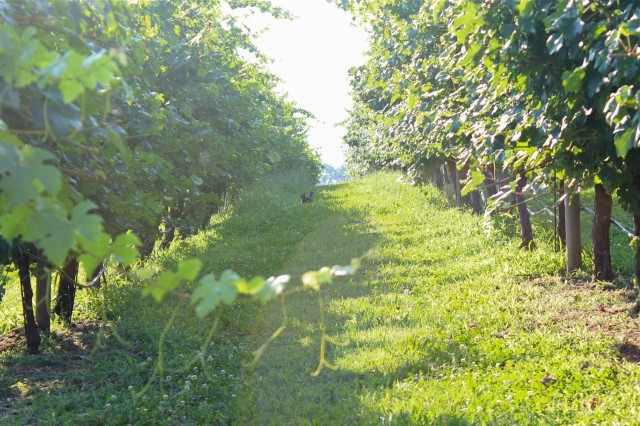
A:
<box><xmin>191</xmin><ymin>273</ymin><xmax>238</xmax><ymax>318</ymax></box>
<box><xmin>176</xmin><ymin>258</ymin><xmax>201</xmax><ymax>281</ymax></box>
<box><xmin>0</xmin><ymin>143</ymin><xmax>62</xmax><ymax>208</ymax></box>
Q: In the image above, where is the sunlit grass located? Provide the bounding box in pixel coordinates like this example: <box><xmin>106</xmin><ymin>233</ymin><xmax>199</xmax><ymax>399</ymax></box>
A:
<box><xmin>236</xmin><ymin>173</ymin><xmax>639</xmax><ymax>425</ymax></box>
<box><xmin>1</xmin><ymin>172</ymin><xmax>639</xmax><ymax>424</ymax></box>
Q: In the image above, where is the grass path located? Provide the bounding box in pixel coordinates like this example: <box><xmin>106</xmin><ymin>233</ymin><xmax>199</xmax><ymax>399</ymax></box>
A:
<box><xmin>237</xmin><ymin>173</ymin><xmax>640</xmax><ymax>425</ymax></box>
<box><xmin>0</xmin><ymin>172</ymin><xmax>638</xmax><ymax>424</ymax></box>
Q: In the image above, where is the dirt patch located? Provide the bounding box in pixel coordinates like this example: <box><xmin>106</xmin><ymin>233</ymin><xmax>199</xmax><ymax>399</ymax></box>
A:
<box><xmin>0</xmin><ymin>320</ymin><xmax>101</xmax><ymax>355</ymax></box>
<box><xmin>532</xmin><ymin>278</ymin><xmax>640</xmax><ymax>363</ymax></box>
<box><xmin>619</xmin><ymin>342</ymin><xmax>640</xmax><ymax>362</ymax></box>
<box><xmin>619</xmin><ymin>327</ymin><xmax>640</xmax><ymax>363</ymax></box>
<box><xmin>0</xmin><ymin>329</ymin><xmax>22</xmax><ymax>354</ymax></box>
<box><xmin>0</xmin><ymin>320</ymin><xmax>104</xmax><ymax>415</ymax></box>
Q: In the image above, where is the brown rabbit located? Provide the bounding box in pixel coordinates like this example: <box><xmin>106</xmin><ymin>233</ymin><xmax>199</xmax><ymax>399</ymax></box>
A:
<box><xmin>300</xmin><ymin>191</ymin><xmax>314</xmax><ymax>203</ymax></box>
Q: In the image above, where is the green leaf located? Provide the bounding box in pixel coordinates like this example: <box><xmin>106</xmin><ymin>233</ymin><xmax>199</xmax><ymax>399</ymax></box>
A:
<box><xmin>516</xmin><ymin>0</ymin><xmax>535</xmax><ymax>16</ymax></box>
<box><xmin>219</xmin><ymin>269</ymin><xmax>240</xmax><ymax>284</ymax></box>
<box><xmin>614</xmin><ymin>128</ymin><xmax>634</xmax><ymax>158</ymax></box>
<box><xmin>407</xmin><ymin>92</ymin><xmax>418</xmax><ymax>111</ymax></box>
<box><xmin>44</xmin><ymin>54</ymin><xmax>69</xmax><ymax>80</ymax></box>
<box><xmin>106</xmin><ymin>123</ymin><xmax>130</xmax><ymax>160</ymax></box>
<box><xmin>432</xmin><ymin>0</ymin><xmax>447</xmax><ymax>20</ymax></box>
<box><xmin>59</xmin><ymin>79</ymin><xmax>85</xmax><ymax>104</ymax></box>
<box><xmin>562</xmin><ymin>66</ymin><xmax>586</xmax><ymax>94</ymax></box>
<box><xmin>0</xmin><ymin>143</ymin><xmax>62</xmax><ymax>208</ymax></box>
<box><xmin>459</xmin><ymin>43</ymin><xmax>482</xmax><ymax>68</ymax></box>
<box><xmin>176</xmin><ymin>258</ymin><xmax>201</xmax><ymax>280</ymax></box>
<box><xmin>22</xmin><ymin>201</ymin><xmax>74</xmax><ymax>265</ymax></box>
<box><xmin>111</xmin><ymin>232</ymin><xmax>141</xmax><ymax>266</ymax></box>
<box><xmin>78</xmin><ymin>253</ymin><xmax>103</xmax><ymax>279</ymax></box>
<box><xmin>70</xmin><ymin>201</ymin><xmax>103</xmax><ymax>241</ymax></box>
<box><xmin>136</xmin><ymin>267</ymin><xmax>155</xmax><ymax>280</ymax></box>
<box><xmin>451</xmin><ymin>2</ymin><xmax>482</xmax><ymax>44</ymax></box>
<box><xmin>302</xmin><ymin>267</ymin><xmax>332</xmax><ymax>291</ymax></box>
<box><xmin>461</xmin><ymin>169</ymin><xmax>485</xmax><ymax>196</ymax></box>
<box><xmin>143</xmin><ymin>272</ymin><xmax>179</xmax><ymax>302</ymax></box>
<box><xmin>191</xmin><ymin>274</ymin><xmax>238</xmax><ymax>318</ymax></box>
<box><xmin>76</xmin><ymin>232</ymin><xmax>110</xmax><ymax>260</ymax></box>
<box><xmin>0</xmin><ymin>204</ymin><xmax>33</xmax><ymax>240</ymax></box>
<box><xmin>235</xmin><ymin>276</ymin><xmax>266</xmax><ymax>295</ymax></box>
<box><xmin>81</xmin><ymin>49</ymin><xmax>106</xmax><ymax>69</ymax></box>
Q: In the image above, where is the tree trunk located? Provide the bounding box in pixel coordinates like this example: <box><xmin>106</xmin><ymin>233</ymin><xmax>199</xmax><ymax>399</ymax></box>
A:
<box><xmin>514</xmin><ymin>174</ymin><xmax>535</xmax><ymax>249</ymax></box>
<box><xmin>497</xmin><ymin>170</ymin><xmax>515</xmax><ymax>215</ymax></box>
<box><xmin>556</xmin><ymin>180</ymin><xmax>566</xmax><ymax>249</ymax></box>
<box><xmin>635</xmin><ymin>214</ymin><xmax>640</xmax><ymax>286</ymax></box>
<box><xmin>14</xmin><ymin>248</ymin><xmax>40</xmax><ymax>353</ymax></box>
<box><xmin>485</xmin><ymin>175</ymin><xmax>498</xmax><ymax>198</ymax></box>
<box><xmin>446</xmin><ymin>159</ymin><xmax>462</xmax><ymax>206</ymax></box>
<box><xmin>470</xmin><ymin>190</ymin><xmax>483</xmax><ymax>214</ymax></box>
<box><xmin>54</xmin><ymin>258</ymin><xmax>78</xmax><ymax>323</ymax></box>
<box><xmin>432</xmin><ymin>165</ymin><xmax>445</xmax><ymax>189</ymax></box>
<box><xmin>160</xmin><ymin>205</ymin><xmax>184</xmax><ymax>250</ymax></box>
<box><xmin>159</xmin><ymin>222</ymin><xmax>175</xmax><ymax>250</ymax></box>
<box><xmin>445</xmin><ymin>159</ymin><xmax>456</xmax><ymax>201</ymax></box>
<box><xmin>565</xmin><ymin>190</ymin><xmax>582</xmax><ymax>275</ymax></box>
<box><xmin>35</xmin><ymin>257</ymin><xmax>51</xmax><ymax>333</ymax></box>
<box><xmin>460</xmin><ymin>164</ymin><xmax>471</xmax><ymax>207</ymax></box>
<box><xmin>483</xmin><ymin>172</ymin><xmax>498</xmax><ymax>216</ymax></box>
<box><xmin>592</xmin><ymin>184</ymin><xmax>614</xmax><ymax>281</ymax></box>
<box><xmin>138</xmin><ymin>233</ymin><xmax>156</xmax><ymax>260</ymax></box>
<box><xmin>200</xmin><ymin>206</ymin><xmax>218</xmax><ymax>229</ymax></box>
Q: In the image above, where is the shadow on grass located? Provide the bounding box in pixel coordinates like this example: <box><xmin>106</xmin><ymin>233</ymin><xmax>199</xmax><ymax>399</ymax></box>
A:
<box><xmin>0</xmin><ymin>174</ymin><xmax>370</xmax><ymax>424</ymax></box>
<box><xmin>236</xmin><ymin>183</ymin><xmax>389</xmax><ymax>424</ymax></box>
<box><xmin>233</xmin><ymin>184</ymin><xmax>474</xmax><ymax>424</ymax></box>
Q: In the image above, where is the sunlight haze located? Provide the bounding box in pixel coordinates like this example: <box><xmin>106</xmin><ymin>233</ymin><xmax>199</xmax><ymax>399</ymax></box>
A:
<box><xmin>242</xmin><ymin>0</ymin><xmax>369</xmax><ymax>166</ymax></box>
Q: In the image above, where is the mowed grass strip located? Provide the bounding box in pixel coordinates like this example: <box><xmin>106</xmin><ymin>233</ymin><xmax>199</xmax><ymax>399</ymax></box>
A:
<box><xmin>238</xmin><ymin>173</ymin><xmax>640</xmax><ymax>425</ymax></box>
<box><xmin>1</xmin><ymin>172</ymin><xmax>638</xmax><ymax>424</ymax></box>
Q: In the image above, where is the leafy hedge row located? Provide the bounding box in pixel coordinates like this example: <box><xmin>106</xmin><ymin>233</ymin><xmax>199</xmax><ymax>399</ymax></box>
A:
<box><xmin>339</xmin><ymin>0</ymin><xmax>640</xmax><ymax>278</ymax></box>
<box><xmin>0</xmin><ymin>0</ymin><xmax>321</xmax><ymax>351</ymax></box>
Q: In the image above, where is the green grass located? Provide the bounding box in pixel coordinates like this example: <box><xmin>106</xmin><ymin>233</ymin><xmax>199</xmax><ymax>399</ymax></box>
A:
<box><xmin>1</xmin><ymin>172</ymin><xmax>639</xmax><ymax>424</ymax></box>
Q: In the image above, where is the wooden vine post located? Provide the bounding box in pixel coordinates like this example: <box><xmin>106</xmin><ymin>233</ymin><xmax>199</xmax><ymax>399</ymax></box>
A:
<box><xmin>565</xmin><ymin>188</ymin><xmax>582</xmax><ymax>275</ymax></box>
<box><xmin>35</xmin><ymin>258</ymin><xmax>51</xmax><ymax>333</ymax></box>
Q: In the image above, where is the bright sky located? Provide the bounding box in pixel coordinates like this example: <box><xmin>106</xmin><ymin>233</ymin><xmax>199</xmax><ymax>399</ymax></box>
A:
<box><xmin>241</xmin><ymin>0</ymin><xmax>369</xmax><ymax>166</ymax></box>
